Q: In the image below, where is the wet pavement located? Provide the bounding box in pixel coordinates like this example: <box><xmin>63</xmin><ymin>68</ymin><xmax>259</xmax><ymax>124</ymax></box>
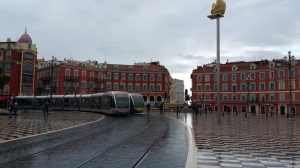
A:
<box><xmin>1</xmin><ymin>110</ymin><xmax>300</xmax><ymax>168</ymax></box>
<box><xmin>159</xmin><ymin>111</ymin><xmax>300</xmax><ymax>168</ymax></box>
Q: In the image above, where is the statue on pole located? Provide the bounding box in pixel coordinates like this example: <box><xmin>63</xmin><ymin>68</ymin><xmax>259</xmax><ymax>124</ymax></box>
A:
<box><xmin>211</xmin><ymin>0</ymin><xmax>226</xmax><ymax>15</ymax></box>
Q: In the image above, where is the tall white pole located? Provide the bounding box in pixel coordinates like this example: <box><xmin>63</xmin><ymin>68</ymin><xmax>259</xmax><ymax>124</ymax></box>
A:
<box><xmin>216</xmin><ymin>17</ymin><xmax>221</xmax><ymax>123</ymax></box>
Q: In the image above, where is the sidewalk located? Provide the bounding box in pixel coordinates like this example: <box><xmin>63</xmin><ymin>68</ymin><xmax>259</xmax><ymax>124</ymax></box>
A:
<box><xmin>0</xmin><ymin>111</ymin><xmax>104</xmax><ymax>144</ymax></box>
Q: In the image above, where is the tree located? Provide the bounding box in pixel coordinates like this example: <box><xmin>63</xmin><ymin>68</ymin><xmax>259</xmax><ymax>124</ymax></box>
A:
<box><xmin>0</xmin><ymin>67</ymin><xmax>10</xmax><ymax>90</ymax></box>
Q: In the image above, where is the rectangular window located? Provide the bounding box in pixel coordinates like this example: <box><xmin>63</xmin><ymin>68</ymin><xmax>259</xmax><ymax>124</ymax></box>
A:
<box><xmin>205</xmin><ymin>95</ymin><xmax>210</xmax><ymax>100</ymax></box>
<box><xmin>292</xmin><ymin>93</ymin><xmax>295</xmax><ymax>101</ymax></box>
<box><xmin>157</xmin><ymin>85</ymin><xmax>161</xmax><ymax>90</ymax></box>
<box><xmin>270</xmin><ymin>71</ymin><xmax>274</xmax><ymax>79</ymax></box>
<box><xmin>114</xmin><ymin>73</ymin><xmax>119</xmax><ymax>80</ymax></box>
<box><xmin>128</xmin><ymin>84</ymin><xmax>133</xmax><ymax>90</ymax></box>
<box><xmin>279</xmin><ymin>82</ymin><xmax>284</xmax><ymax>89</ymax></box>
<box><xmin>197</xmin><ymin>85</ymin><xmax>202</xmax><ymax>90</ymax></box>
<box><xmin>222</xmin><ymin>84</ymin><xmax>228</xmax><ymax>91</ymax></box>
<box><xmin>232</xmin><ymin>84</ymin><xmax>238</xmax><ymax>90</ymax></box>
<box><xmin>90</xmin><ymin>72</ymin><xmax>94</xmax><ymax>78</ymax></box>
<box><xmin>222</xmin><ymin>74</ymin><xmax>228</xmax><ymax>81</ymax></box>
<box><xmin>135</xmin><ymin>74</ymin><xmax>140</xmax><ymax>81</ymax></box>
<box><xmin>121</xmin><ymin>73</ymin><xmax>126</xmax><ymax>80</ymax></box>
<box><xmin>150</xmin><ymin>74</ymin><xmax>155</xmax><ymax>81</ymax></box>
<box><xmin>240</xmin><ymin>74</ymin><xmax>246</xmax><ymax>80</ymax></box>
<box><xmin>269</xmin><ymin>94</ymin><xmax>276</xmax><ymax>100</ymax></box>
<box><xmin>241</xmin><ymin>95</ymin><xmax>246</xmax><ymax>100</ymax></box>
<box><xmin>279</xmin><ymin>94</ymin><xmax>285</xmax><ymax>101</ymax></box>
<box><xmin>143</xmin><ymin>84</ymin><xmax>147</xmax><ymax>90</ymax></box>
<box><xmin>143</xmin><ymin>74</ymin><xmax>147</xmax><ymax>81</ymax></box>
<box><xmin>241</xmin><ymin>84</ymin><xmax>246</xmax><ymax>90</ymax></box>
<box><xmin>232</xmin><ymin>74</ymin><xmax>237</xmax><ymax>80</ymax></box>
<box><xmin>269</xmin><ymin>82</ymin><xmax>275</xmax><ymax>90</ymax></box>
<box><xmin>259</xmin><ymin>83</ymin><xmax>265</xmax><ymax>90</ymax></box>
<box><xmin>232</xmin><ymin>94</ymin><xmax>237</xmax><ymax>100</ymax></box>
<box><xmin>107</xmin><ymin>73</ymin><xmax>111</xmax><ymax>79</ymax></box>
<box><xmin>289</xmin><ymin>69</ymin><xmax>295</xmax><ymax>77</ymax></box>
<box><xmin>214</xmin><ymin>94</ymin><xmax>217</xmax><ymax>100</ymax></box>
<box><xmin>222</xmin><ymin>94</ymin><xmax>228</xmax><ymax>100</ymax></box>
<box><xmin>135</xmin><ymin>84</ymin><xmax>140</xmax><ymax>90</ymax></box>
<box><xmin>197</xmin><ymin>75</ymin><xmax>202</xmax><ymax>81</ymax></box>
<box><xmin>157</xmin><ymin>75</ymin><xmax>162</xmax><ymax>81</ymax></box>
<box><xmin>214</xmin><ymin>84</ymin><xmax>217</xmax><ymax>91</ymax></box>
<box><xmin>260</xmin><ymin>72</ymin><xmax>265</xmax><ymax>79</ymax></box>
<box><xmin>106</xmin><ymin>83</ymin><xmax>111</xmax><ymax>89</ymax></box>
<box><xmin>291</xmin><ymin>81</ymin><xmax>295</xmax><ymax>89</ymax></box>
<box><xmin>205</xmin><ymin>75</ymin><xmax>210</xmax><ymax>81</ymax></box>
<box><xmin>128</xmin><ymin>74</ymin><xmax>133</xmax><ymax>81</ymax></box>
<box><xmin>81</xmin><ymin>81</ymin><xmax>86</xmax><ymax>88</ymax></box>
<box><xmin>197</xmin><ymin>95</ymin><xmax>202</xmax><ymax>100</ymax></box>
<box><xmin>279</xmin><ymin>70</ymin><xmax>285</xmax><ymax>78</ymax></box>
<box><xmin>250</xmin><ymin>73</ymin><xmax>256</xmax><ymax>79</ymax></box>
<box><xmin>250</xmin><ymin>83</ymin><xmax>256</xmax><ymax>90</ymax></box>
<box><xmin>113</xmin><ymin>83</ymin><xmax>118</xmax><ymax>90</ymax></box>
<box><xmin>150</xmin><ymin>84</ymin><xmax>154</xmax><ymax>90</ymax></box>
<box><xmin>205</xmin><ymin>84</ymin><xmax>210</xmax><ymax>90</ymax></box>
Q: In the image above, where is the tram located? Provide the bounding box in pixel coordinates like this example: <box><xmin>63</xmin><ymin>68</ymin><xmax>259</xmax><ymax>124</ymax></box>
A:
<box><xmin>16</xmin><ymin>91</ymin><xmax>142</xmax><ymax>116</ymax></box>
<box><xmin>129</xmin><ymin>93</ymin><xmax>145</xmax><ymax>114</ymax></box>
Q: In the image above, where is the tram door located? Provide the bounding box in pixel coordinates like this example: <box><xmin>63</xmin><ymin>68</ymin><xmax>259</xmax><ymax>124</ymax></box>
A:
<box><xmin>280</xmin><ymin>106</ymin><xmax>285</xmax><ymax>115</ymax></box>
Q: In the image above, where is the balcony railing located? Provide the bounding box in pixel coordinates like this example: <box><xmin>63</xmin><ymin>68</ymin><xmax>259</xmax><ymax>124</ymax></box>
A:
<box><xmin>40</xmin><ymin>76</ymin><xmax>51</xmax><ymax>80</ymax></box>
<box><xmin>64</xmin><ymin>76</ymin><xmax>80</xmax><ymax>80</ymax></box>
<box><xmin>64</xmin><ymin>86</ymin><xmax>80</xmax><ymax>90</ymax></box>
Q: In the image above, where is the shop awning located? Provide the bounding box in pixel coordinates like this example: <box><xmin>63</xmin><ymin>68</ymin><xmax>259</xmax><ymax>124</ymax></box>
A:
<box><xmin>0</xmin><ymin>96</ymin><xmax>11</xmax><ymax>101</ymax></box>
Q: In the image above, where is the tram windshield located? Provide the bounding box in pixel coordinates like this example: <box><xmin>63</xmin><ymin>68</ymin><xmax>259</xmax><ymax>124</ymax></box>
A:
<box><xmin>131</xmin><ymin>96</ymin><xmax>144</xmax><ymax>107</ymax></box>
<box><xmin>115</xmin><ymin>94</ymin><xmax>129</xmax><ymax>108</ymax></box>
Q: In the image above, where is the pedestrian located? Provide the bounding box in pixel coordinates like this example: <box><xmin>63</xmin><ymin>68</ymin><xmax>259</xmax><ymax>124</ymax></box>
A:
<box><xmin>195</xmin><ymin>105</ymin><xmax>199</xmax><ymax>115</ymax></box>
<box><xmin>44</xmin><ymin>102</ymin><xmax>49</xmax><ymax>116</ymax></box>
<box><xmin>8</xmin><ymin>101</ymin><xmax>14</xmax><ymax>118</ymax></box>
<box><xmin>176</xmin><ymin>105</ymin><xmax>180</xmax><ymax>115</ymax></box>
<box><xmin>209</xmin><ymin>106</ymin><xmax>212</xmax><ymax>113</ymax></box>
<box><xmin>159</xmin><ymin>103</ymin><xmax>163</xmax><ymax>114</ymax></box>
<box><xmin>13</xmin><ymin>102</ymin><xmax>18</xmax><ymax>118</ymax></box>
<box><xmin>146</xmin><ymin>103</ymin><xmax>150</xmax><ymax>113</ymax></box>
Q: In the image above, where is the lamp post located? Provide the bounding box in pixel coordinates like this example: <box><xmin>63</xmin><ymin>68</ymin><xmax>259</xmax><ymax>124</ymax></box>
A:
<box><xmin>49</xmin><ymin>56</ymin><xmax>55</xmax><ymax>108</ymax></box>
<box><xmin>287</xmin><ymin>51</ymin><xmax>293</xmax><ymax>119</ymax></box>
<box><xmin>233</xmin><ymin>82</ymin><xmax>237</xmax><ymax>116</ymax></box>
<box><xmin>245</xmin><ymin>74</ymin><xmax>251</xmax><ymax>117</ymax></box>
<box><xmin>208</xmin><ymin>11</ymin><xmax>225</xmax><ymax>124</ymax></box>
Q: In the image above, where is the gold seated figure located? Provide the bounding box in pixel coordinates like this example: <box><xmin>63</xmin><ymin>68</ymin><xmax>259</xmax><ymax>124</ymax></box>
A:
<box><xmin>211</xmin><ymin>0</ymin><xmax>226</xmax><ymax>15</ymax></box>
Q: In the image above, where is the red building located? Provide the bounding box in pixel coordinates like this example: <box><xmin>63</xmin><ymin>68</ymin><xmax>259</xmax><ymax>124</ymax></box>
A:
<box><xmin>37</xmin><ymin>59</ymin><xmax>172</xmax><ymax>105</ymax></box>
<box><xmin>0</xmin><ymin>29</ymin><xmax>38</xmax><ymax>103</ymax></box>
<box><xmin>191</xmin><ymin>58</ymin><xmax>300</xmax><ymax>116</ymax></box>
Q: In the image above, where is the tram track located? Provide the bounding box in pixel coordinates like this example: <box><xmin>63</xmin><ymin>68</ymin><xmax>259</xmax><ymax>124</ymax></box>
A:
<box><xmin>0</xmin><ymin>115</ymin><xmax>169</xmax><ymax>168</ymax></box>
<box><xmin>0</xmin><ymin>116</ymin><xmax>131</xmax><ymax>167</ymax></box>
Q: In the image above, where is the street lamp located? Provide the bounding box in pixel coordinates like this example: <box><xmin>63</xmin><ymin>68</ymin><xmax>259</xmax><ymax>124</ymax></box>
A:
<box><xmin>233</xmin><ymin>82</ymin><xmax>237</xmax><ymax>116</ymax></box>
<box><xmin>208</xmin><ymin>10</ymin><xmax>225</xmax><ymax>124</ymax></box>
<box><xmin>49</xmin><ymin>56</ymin><xmax>55</xmax><ymax>108</ymax></box>
<box><xmin>285</xmin><ymin>51</ymin><xmax>293</xmax><ymax>119</ymax></box>
<box><xmin>245</xmin><ymin>74</ymin><xmax>251</xmax><ymax>117</ymax></box>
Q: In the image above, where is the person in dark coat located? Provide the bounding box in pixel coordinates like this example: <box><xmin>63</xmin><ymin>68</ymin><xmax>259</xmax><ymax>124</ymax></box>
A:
<box><xmin>44</xmin><ymin>102</ymin><xmax>49</xmax><ymax>116</ymax></box>
<box><xmin>13</xmin><ymin>102</ymin><xmax>18</xmax><ymax>118</ymax></box>
<box><xmin>146</xmin><ymin>103</ymin><xmax>151</xmax><ymax>113</ymax></box>
<box><xmin>159</xmin><ymin>103</ymin><xmax>163</xmax><ymax>114</ymax></box>
<box><xmin>8</xmin><ymin>101</ymin><xmax>14</xmax><ymax>118</ymax></box>
<box><xmin>176</xmin><ymin>105</ymin><xmax>180</xmax><ymax>115</ymax></box>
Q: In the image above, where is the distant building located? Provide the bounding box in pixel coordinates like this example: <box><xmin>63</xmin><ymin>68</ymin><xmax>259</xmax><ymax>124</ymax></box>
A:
<box><xmin>37</xmin><ymin>59</ymin><xmax>173</xmax><ymax>104</ymax></box>
<box><xmin>173</xmin><ymin>79</ymin><xmax>184</xmax><ymax>104</ymax></box>
<box><xmin>0</xmin><ymin>29</ymin><xmax>38</xmax><ymax>102</ymax></box>
<box><xmin>191</xmin><ymin>58</ymin><xmax>300</xmax><ymax>116</ymax></box>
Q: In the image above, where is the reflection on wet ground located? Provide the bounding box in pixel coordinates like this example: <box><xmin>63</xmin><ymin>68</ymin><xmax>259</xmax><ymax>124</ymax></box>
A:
<box><xmin>162</xmin><ymin>111</ymin><xmax>300</xmax><ymax>168</ymax></box>
<box><xmin>0</xmin><ymin>112</ymin><xmax>103</xmax><ymax>143</ymax></box>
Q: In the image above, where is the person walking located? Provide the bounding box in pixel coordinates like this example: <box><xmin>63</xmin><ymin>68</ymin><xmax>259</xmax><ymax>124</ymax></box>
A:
<box><xmin>8</xmin><ymin>101</ymin><xmax>14</xmax><ymax>118</ymax></box>
<box><xmin>13</xmin><ymin>102</ymin><xmax>18</xmax><ymax>118</ymax></box>
<box><xmin>159</xmin><ymin>103</ymin><xmax>163</xmax><ymax>114</ymax></box>
<box><xmin>146</xmin><ymin>103</ymin><xmax>151</xmax><ymax>113</ymax></box>
<box><xmin>44</xmin><ymin>102</ymin><xmax>49</xmax><ymax>116</ymax></box>
<box><xmin>176</xmin><ymin>105</ymin><xmax>180</xmax><ymax>115</ymax></box>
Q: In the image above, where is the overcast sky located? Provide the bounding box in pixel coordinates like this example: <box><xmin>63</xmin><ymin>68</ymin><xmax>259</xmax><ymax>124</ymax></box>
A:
<box><xmin>1</xmin><ymin>0</ymin><xmax>299</xmax><ymax>91</ymax></box>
